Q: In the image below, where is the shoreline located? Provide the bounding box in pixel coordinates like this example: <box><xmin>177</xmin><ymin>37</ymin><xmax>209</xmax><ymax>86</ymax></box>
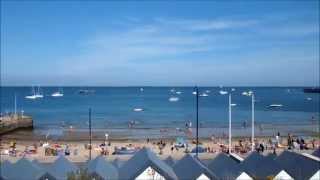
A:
<box><xmin>1</xmin><ymin>121</ymin><xmax>318</xmax><ymax>142</ymax></box>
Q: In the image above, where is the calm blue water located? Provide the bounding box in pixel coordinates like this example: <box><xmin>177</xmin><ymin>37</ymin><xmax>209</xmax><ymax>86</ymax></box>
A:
<box><xmin>1</xmin><ymin>87</ymin><xmax>319</xmax><ymax>130</ymax></box>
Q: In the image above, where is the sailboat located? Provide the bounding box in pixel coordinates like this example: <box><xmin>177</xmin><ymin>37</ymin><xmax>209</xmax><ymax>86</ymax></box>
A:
<box><xmin>52</xmin><ymin>88</ymin><xmax>64</xmax><ymax>97</ymax></box>
<box><xmin>35</xmin><ymin>86</ymin><xmax>44</xmax><ymax>98</ymax></box>
<box><xmin>25</xmin><ymin>87</ymin><xmax>37</xmax><ymax>99</ymax></box>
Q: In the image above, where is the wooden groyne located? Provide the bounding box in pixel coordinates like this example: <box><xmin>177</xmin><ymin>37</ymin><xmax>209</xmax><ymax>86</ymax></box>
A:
<box><xmin>0</xmin><ymin>114</ymin><xmax>33</xmax><ymax>135</ymax></box>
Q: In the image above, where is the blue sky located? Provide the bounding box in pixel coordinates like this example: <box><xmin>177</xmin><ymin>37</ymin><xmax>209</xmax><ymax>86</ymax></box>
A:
<box><xmin>1</xmin><ymin>1</ymin><xmax>319</xmax><ymax>86</ymax></box>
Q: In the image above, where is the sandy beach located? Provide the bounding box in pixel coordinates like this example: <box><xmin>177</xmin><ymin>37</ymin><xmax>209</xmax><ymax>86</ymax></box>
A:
<box><xmin>1</xmin><ymin>128</ymin><xmax>319</xmax><ymax>164</ymax></box>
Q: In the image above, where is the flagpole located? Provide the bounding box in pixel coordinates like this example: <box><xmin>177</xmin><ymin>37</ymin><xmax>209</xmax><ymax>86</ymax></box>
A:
<box><xmin>251</xmin><ymin>94</ymin><xmax>255</xmax><ymax>151</ymax></box>
<box><xmin>228</xmin><ymin>94</ymin><xmax>232</xmax><ymax>154</ymax></box>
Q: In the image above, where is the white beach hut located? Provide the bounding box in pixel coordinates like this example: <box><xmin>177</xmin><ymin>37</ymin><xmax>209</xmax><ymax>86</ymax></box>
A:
<box><xmin>119</xmin><ymin>147</ymin><xmax>178</xmax><ymax>180</ymax></box>
<box><xmin>173</xmin><ymin>154</ymin><xmax>218</xmax><ymax>180</ymax></box>
<box><xmin>274</xmin><ymin>170</ymin><xmax>294</xmax><ymax>180</ymax></box>
<box><xmin>87</xmin><ymin>155</ymin><xmax>118</xmax><ymax>180</ymax></box>
<box><xmin>236</xmin><ymin>172</ymin><xmax>253</xmax><ymax>180</ymax></box>
<box><xmin>309</xmin><ymin>170</ymin><xmax>320</xmax><ymax>180</ymax></box>
<box><xmin>47</xmin><ymin>156</ymin><xmax>78</xmax><ymax>180</ymax></box>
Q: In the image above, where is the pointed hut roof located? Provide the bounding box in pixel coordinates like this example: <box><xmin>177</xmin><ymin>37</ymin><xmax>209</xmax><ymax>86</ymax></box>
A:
<box><xmin>241</xmin><ymin>152</ymin><xmax>281</xmax><ymax>178</ymax></box>
<box><xmin>208</xmin><ymin>153</ymin><xmax>242</xmax><ymax>179</ymax></box>
<box><xmin>112</xmin><ymin>158</ymin><xmax>125</xmax><ymax>169</ymax></box>
<box><xmin>275</xmin><ymin>150</ymin><xmax>320</xmax><ymax>180</ymax></box>
<box><xmin>4</xmin><ymin>158</ymin><xmax>46</xmax><ymax>180</ymax></box>
<box><xmin>87</xmin><ymin>156</ymin><xmax>118</xmax><ymax>180</ymax></box>
<box><xmin>164</xmin><ymin>156</ymin><xmax>176</xmax><ymax>167</ymax></box>
<box><xmin>120</xmin><ymin>147</ymin><xmax>178</xmax><ymax>180</ymax></box>
<box><xmin>173</xmin><ymin>154</ymin><xmax>218</xmax><ymax>180</ymax></box>
<box><xmin>47</xmin><ymin>156</ymin><xmax>78</xmax><ymax>180</ymax></box>
<box><xmin>312</xmin><ymin>148</ymin><xmax>320</xmax><ymax>158</ymax></box>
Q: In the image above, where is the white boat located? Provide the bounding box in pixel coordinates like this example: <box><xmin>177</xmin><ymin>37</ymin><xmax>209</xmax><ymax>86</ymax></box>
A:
<box><xmin>25</xmin><ymin>87</ymin><xmax>37</xmax><ymax>99</ymax></box>
<box><xmin>242</xmin><ymin>91</ymin><xmax>249</xmax><ymax>96</ymax></box>
<box><xmin>51</xmin><ymin>88</ymin><xmax>64</xmax><ymax>97</ymax></box>
<box><xmin>133</xmin><ymin>108</ymin><xmax>144</xmax><ymax>112</ymax></box>
<box><xmin>248</xmin><ymin>90</ymin><xmax>253</xmax><ymax>95</ymax></box>
<box><xmin>52</xmin><ymin>92</ymin><xmax>63</xmax><ymax>97</ymax></box>
<box><xmin>199</xmin><ymin>93</ymin><xmax>209</xmax><ymax>97</ymax></box>
<box><xmin>269</xmin><ymin>104</ymin><xmax>283</xmax><ymax>108</ymax></box>
<box><xmin>192</xmin><ymin>91</ymin><xmax>197</xmax><ymax>95</ymax></box>
<box><xmin>35</xmin><ymin>86</ymin><xmax>44</xmax><ymax>98</ymax></box>
<box><xmin>219</xmin><ymin>90</ymin><xmax>228</xmax><ymax>95</ymax></box>
<box><xmin>25</xmin><ymin>95</ymin><xmax>37</xmax><ymax>99</ymax></box>
<box><xmin>169</xmin><ymin>97</ymin><xmax>179</xmax><ymax>102</ymax></box>
<box><xmin>176</xmin><ymin>91</ymin><xmax>182</xmax><ymax>94</ymax></box>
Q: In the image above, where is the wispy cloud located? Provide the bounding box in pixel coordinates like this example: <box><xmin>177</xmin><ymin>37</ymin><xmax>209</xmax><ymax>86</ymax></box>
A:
<box><xmin>53</xmin><ymin>17</ymin><xmax>319</xmax><ymax>86</ymax></box>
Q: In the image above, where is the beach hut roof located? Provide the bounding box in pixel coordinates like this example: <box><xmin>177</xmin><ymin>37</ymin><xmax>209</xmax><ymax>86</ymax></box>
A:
<box><xmin>274</xmin><ymin>170</ymin><xmax>294</xmax><ymax>180</ymax></box>
<box><xmin>0</xmin><ymin>160</ymin><xmax>12</xmax><ymax>180</ymax></box>
<box><xmin>87</xmin><ymin>155</ymin><xmax>118</xmax><ymax>180</ymax></box>
<box><xmin>47</xmin><ymin>156</ymin><xmax>78</xmax><ymax>180</ymax></box>
<box><xmin>191</xmin><ymin>146</ymin><xmax>206</xmax><ymax>153</ymax></box>
<box><xmin>112</xmin><ymin>158</ymin><xmax>125</xmax><ymax>169</ymax></box>
<box><xmin>208</xmin><ymin>153</ymin><xmax>242</xmax><ymax>179</ymax></box>
<box><xmin>173</xmin><ymin>154</ymin><xmax>218</xmax><ymax>180</ymax></box>
<box><xmin>312</xmin><ymin>148</ymin><xmax>320</xmax><ymax>158</ymax></box>
<box><xmin>120</xmin><ymin>147</ymin><xmax>178</xmax><ymax>180</ymax></box>
<box><xmin>241</xmin><ymin>152</ymin><xmax>281</xmax><ymax>178</ymax></box>
<box><xmin>236</xmin><ymin>172</ymin><xmax>253</xmax><ymax>180</ymax></box>
<box><xmin>4</xmin><ymin>158</ymin><xmax>46</xmax><ymax>180</ymax></box>
<box><xmin>275</xmin><ymin>150</ymin><xmax>320</xmax><ymax>180</ymax></box>
<box><xmin>164</xmin><ymin>156</ymin><xmax>176</xmax><ymax>167</ymax></box>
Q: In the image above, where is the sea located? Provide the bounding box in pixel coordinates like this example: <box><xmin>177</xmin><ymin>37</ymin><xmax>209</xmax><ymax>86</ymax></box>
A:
<box><xmin>1</xmin><ymin>87</ymin><xmax>319</xmax><ymax>138</ymax></box>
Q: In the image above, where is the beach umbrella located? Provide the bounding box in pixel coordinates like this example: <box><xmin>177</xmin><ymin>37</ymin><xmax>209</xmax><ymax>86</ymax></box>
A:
<box><xmin>173</xmin><ymin>154</ymin><xmax>218</xmax><ymax>180</ymax></box>
<box><xmin>119</xmin><ymin>147</ymin><xmax>178</xmax><ymax>180</ymax></box>
<box><xmin>87</xmin><ymin>156</ymin><xmax>118</xmax><ymax>180</ymax></box>
<box><xmin>47</xmin><ymin>156</ymin><xmax>78</xmax><ymax>180</ymax></box>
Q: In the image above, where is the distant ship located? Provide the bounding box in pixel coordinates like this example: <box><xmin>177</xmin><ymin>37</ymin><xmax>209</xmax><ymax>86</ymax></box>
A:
<box><xmin>303</xmin><ymin>88</ymin><xmax>320</xmax><ymax>93</ymax></box>
<box><xmin>78</xmin><ymin>89</ymin><xmax>95</xmax><ymax>95</ymax></box>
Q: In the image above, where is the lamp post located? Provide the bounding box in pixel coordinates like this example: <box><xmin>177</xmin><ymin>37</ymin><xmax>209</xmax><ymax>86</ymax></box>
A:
<box><xmin>89</xmin><ymin>108</ymin><xmax>92</xmax><ymax>160</ymax></box>
<box><xmin>228</xmin><ymin>94</ymin><xmax>232</xmax><ymax>154</ymax></box>
<box><xmin>196</xmin><ymin>86</ymin><xmax>199</xmax><ymax>157</ymax></box>
<box><xmin>251</xmin><ymin>94</ymin><xmax>255</xmax><ymax>152</ymax></box>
